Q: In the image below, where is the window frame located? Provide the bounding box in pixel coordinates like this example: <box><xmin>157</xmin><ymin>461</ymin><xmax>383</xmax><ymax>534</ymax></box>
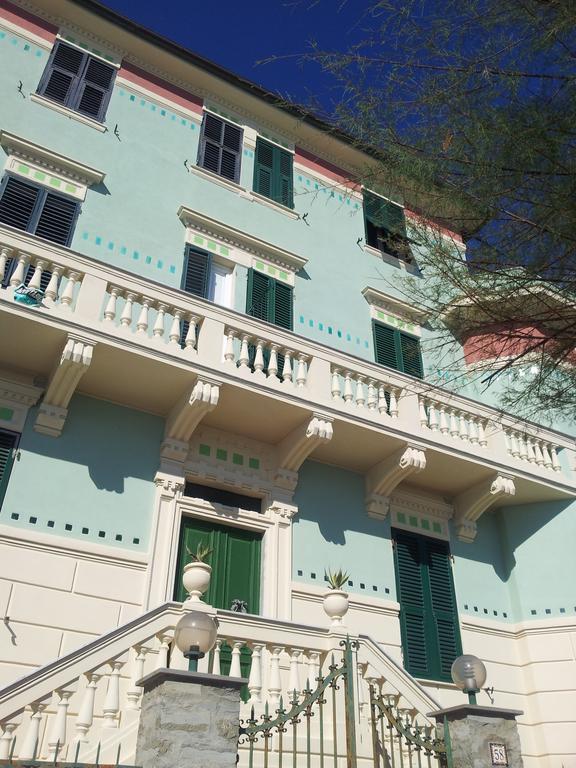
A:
<box><xmin>197</xmin><ymin>112</ymin><xmax>243</xmax><ymax>184</ymax></box>
<box><xmin>36</xmin><ymin>40</ymin><xmax>116</xmax><ymax>123</ymax></box>
<box><xmin>363</xmin><ymin>191</ymin><xmax>411</xmax><ymax>262</ymax></box>
<box><xmin>0</xmin><ymin>429</ymin><xmax>20</xmax><ymax>511</ymax></box>
<box><xmin>246</xmin><ymin>267</ymin><xmax>293</xmax><ymax>331</ymax></box>
<box><xmin>372</xmin><ymin>320</ymin><xmax>424</xmax><ymax>378</ymax></box>
<box><xmin>253</xmin><ymin>138</ymin><xmax>294</xmax><ymax>209</ymax></box>
<box><xmin>0</xmin><ymin>173</ymin><xmax>80</xmax><ymax>248</ymax></box>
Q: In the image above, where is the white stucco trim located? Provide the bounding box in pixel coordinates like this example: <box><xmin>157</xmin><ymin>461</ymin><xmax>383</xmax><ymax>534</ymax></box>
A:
<box><xmin>29</xmin><ymin>93</ymin><xmax>108</xmax><ymax>132</ymax></box>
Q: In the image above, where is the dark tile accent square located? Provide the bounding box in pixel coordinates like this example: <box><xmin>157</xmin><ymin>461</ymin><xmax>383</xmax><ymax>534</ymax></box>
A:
<box><xmin>82</xmin><ymin>527</ymin><xmax>89</xmax><ymax>535</ymax></box>
<box><xmin>115</xmin><ymin>534</ymin><xmax>123</xmax><ymax>542</ymax></box>
<box><xmin>47</xmin><ymin>520</ymin><xmax>54</xmax><ymax>528</ymax></box>
<box><xmin>297</xmin><ymin>570</ymin><xmax>303</xmax><ymax>576</ymax></box>
<box><xmin>133</xmin><ymin>537</ymin><xmax>140</xmax><ymax>544</ymax></box>
<box><xmin>65</xmin><ymin>523</ymin><xmax>72</xmax><ymax>531</ymax></box>
<box><xmin>29</xmin><ymin>516</ymin><xmax>37</xmax><ymax>524</ymax></box>
<box><xmin>98</xmin><ymin>531</ymin><xmax>105</xmax><ymax>538</ymax></box>
<box><xmin>10</xmin><ymin>513</ymin><xmax>18</xmax><ymax>520</ymax></box>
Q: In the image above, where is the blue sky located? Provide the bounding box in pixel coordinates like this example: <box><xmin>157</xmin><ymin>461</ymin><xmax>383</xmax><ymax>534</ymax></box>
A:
<box><xmin>99</xmin><ymin>0</ymin><xmax>366</xmax><ymax>106</ymax></box>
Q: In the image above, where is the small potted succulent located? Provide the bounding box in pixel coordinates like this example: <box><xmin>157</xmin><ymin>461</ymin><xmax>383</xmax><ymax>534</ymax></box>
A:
<box><xmin>322</xmin><ymin>568</ymin><xmax>350</xmax><ymax>627</ymax></box>
<box><xmin>182</xmin><ymin>541</ymin><xmax>213</xmax><ymax>602</ymax></box>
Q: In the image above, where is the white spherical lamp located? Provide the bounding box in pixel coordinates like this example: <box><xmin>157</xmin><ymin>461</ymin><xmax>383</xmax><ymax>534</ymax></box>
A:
<box><xmin>451</xmin><ymin>654</ymin><xmax>487</xmax><ymax>704</ymax></box>
<box><xmin>174</xmin><ymin>610</ymin><xmax>218</xmax><ymax>671</ymax></box>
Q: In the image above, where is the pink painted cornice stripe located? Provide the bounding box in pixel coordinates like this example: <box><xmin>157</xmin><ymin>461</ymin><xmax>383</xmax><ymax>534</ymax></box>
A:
<box><xmin>0</xmin><ymin>0</ymin><xmax>57</xmax><ymax>41</ymax></box>
<box><xmin>295</xmin><ymin>146</ymin><xmax>360</xmax><ymax>189</ymax></box>
<box><xmin>120</xmin><ymin>61</ymin><xmax>203</xmax><ymax>114</ymax></box>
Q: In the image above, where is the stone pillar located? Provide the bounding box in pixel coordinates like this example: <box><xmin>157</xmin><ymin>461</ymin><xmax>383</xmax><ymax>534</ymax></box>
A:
<box><xmin>135</xmin><ymin>669</ymin><xmax>248</xmax><ymax>768</ymax></box>
<box><xmin>429</xmin><ymin>704</ymin><xmax>524</xmax><ymax>768</ymax></box>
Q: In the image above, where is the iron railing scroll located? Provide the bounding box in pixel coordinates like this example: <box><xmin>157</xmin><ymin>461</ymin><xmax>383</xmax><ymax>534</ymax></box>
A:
<box><xmin>239</xmin><ymin>638</ymin><xmax>358</xmax><ymax>768</ymax></box>
<box><xmin>370</xmin><ymin>686</ymin><xmax>452</xmax><ymax>768</ymax></box>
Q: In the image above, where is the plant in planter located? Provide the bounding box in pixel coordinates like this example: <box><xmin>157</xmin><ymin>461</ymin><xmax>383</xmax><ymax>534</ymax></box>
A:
<box><xmin>322</xmin><ymin>568</ymin><xmax>350</xmax><ymax>627</ymax></box>
<box><xmin>182</xmin><ymin>541</ymin><xmax>213</xmax><ymax>602</ymax></box>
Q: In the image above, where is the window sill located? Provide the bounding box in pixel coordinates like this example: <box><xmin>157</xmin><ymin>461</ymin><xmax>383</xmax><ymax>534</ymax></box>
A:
<box><xmin>250</xmin><ymin>191</ymin><xmax>299</xmax><ymax>219</ymax></box>
<box><xmin>364</xmin><ymin>243</ymin><xmax>417</xmax><ymax>272</ymax></box>
<box><xmin>29</xmin><ymin>94</ymin><xmax>107</xmax><ymax>133</ymax></box>
<box><xmin>187</xmin><ymin>163</ymin><xmax>249</xmax><ymax>196</ymax></box>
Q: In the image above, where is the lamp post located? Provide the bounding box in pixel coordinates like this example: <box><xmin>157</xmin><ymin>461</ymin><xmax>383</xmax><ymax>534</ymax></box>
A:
<box><xmin>450</xmin><ymin>654</ymin><xmax>487</xmax><ymax>705</ymax></box>
<box><xmin>174</xmin><ymin>610</ymin><xmax>218</xmax><ymax>671</ymax></box>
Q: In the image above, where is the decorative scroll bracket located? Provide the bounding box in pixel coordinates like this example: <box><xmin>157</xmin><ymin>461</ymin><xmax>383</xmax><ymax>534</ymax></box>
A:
<box><xmin>34</xmin><ymin>335</ymin><xmax>94</xmax><ymax>437</ymax></box>
<box><xmin>274</xmin><ymin>413</ymin><xmax>334</xmax><ymax>492</ymax></box>
<box><xmin>161</xmin><ymin>377</ymin><xmax>220</xmax><ymax>466</ymax></box>
<box><xmin>454</xmin><ymin>473</ymin><xmax>516</xmax><ymax>542</ymax></box>
<box><xmin>365</xmin><ymin>444</ymin><xmax>427</xmax><ymax>519</ymax></box>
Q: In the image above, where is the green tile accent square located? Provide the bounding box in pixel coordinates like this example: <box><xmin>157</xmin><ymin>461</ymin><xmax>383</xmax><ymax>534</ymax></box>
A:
<box><xmin>280</xmin><ymin>271</ymin><xmax>288</xmax><ymax>281</ymax></box>
<box><xmin>198</xmin><ymin>444</ymin><xmax>211</xmax><ymax>457</ymax></box>
<box><xmin>18</xmin><ymin>163</ymin><xmax>29</xmax><ymax>174</ymax></box>
<box><xmin>49</xmin><ymin>177</ymin><xmax>61</xmax><ymax>188</ymax></box>
<box><xmin>207</xmin><ymin>240</ymin><xmax>217</xmax><ymax>250</ymax></box>
<box><xmin>216</xmin><ymin>448</ymin><xmax>228</xmax><ymax>461</ymax></box>
<box><xmin>249</xmin><ymin>457</ymin><xmax>260</xmax><ymax>470</ymax></box>
<box><xmin>267</xmin><ymin>265</ymin><xmax>276</xmax><ymax>275</ymax></box>
<box><xmin>432</xmin><ymin>522</ymin><xmax>442</xmax><ymax>533</ymax></box>
<box><xmin>397</xmin><ymin>511</ymin><xmax>406</xmax><ymax>523</ymax></box>
<box><xmin>220</xmin><ymin>246</ymin><xmax>230</xmax><ymax>256</ymax></box>
<box><xmin>0</xmin><ymin>407</ymin><xmax>14</xmax><ymax>421</ymax></box>
<box><xmin>193</xmin><ymin>235</ymin><xmax>204</xmax><ymax>245</ymax></box>
<box><xmin>232</xmin><ymin>453</ymin><xmax>244</xmax><ymax>466</ymax></box>
<box><xmin>421</xmin><ymin>518</ymin><xmax>430</xmax><ymax>530</ymax></box>
<box><xmin>255</xmin><ymin>261</ymin><xmax>264</xmax><ymax>270</ymax></box>
<box><xmin>65</xmin><ymin>183</ymin><xmax>76</xmax><ymax>193</ymax></box>
<box><xmin>409</xmin><ymin>516</ymin><xmax>418</xmax><ymax>527</ymax></box>
<box><xmin>34</xmin><ymin>171</ymin><xmax>46</xmax><ymax>181</ymax></box>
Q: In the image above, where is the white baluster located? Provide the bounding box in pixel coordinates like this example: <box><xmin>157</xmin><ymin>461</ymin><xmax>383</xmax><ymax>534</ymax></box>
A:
<box><xmin>103</xmin><ymin>661</ymin><xmax>123</xmax><ymax>728</ymax></box>
<box><xmin>541</xmin><ymin>443</ymin><xmax>553</xmax><ymax>469</ymax></box>
<box><xmin>439</xmin><ymin>407</ymin><xmax>449</xmax><ymax>434</ymax></box>
<box><xmin>185</xmin><ymin>315</ymin><xmax>198</xmax><ymax>350</ymax></box>
<box><xmin>458</xmin><ymin>413</ymin><xmax>469</xmax><ymax>441</ymax></box>
<box><xmin>419</xmin><ymin>398</ymin><xmax>428</xmax><ymax>428</ymax></box>
<box><xmin>253</xmin><ymin>340</ymin><xmax>265</xmax><ymax>374</ymax></box>
<box><xmin>156</xmin><ymin>633</ymin><xmax>172</xmax><ymax>669</ymax></box>
<box><xmin>533</xmin><ymin>441</ymin><xmax>545</xmax><ymax>467</ymax></box>
<box><xmin>389</xmin><ymin>388</ymin><xmax>399</xmax><ymax>418</ymax></box>
<box><xmin>104</xmin><ymin>287</ymin><xmax>120</xmax><ymax>322</ymax></box>
<box><xmin>19</xmin><ymin>702</ymin><xmax>47</xmax><ymax>759</ymax></box>
<box><xmin>74</xmin><ymin>673</ymin><xmax>100</xmax><ymax>743</ymax></box>
<box><xmin>428</xmin><ymin>402</ymin><xmax>438</xmax><ymax>431</ymax></box>
<box><xmin>268</xmin><ymin>345</ymin><xmax>279</xmax><ymax>378</ymax></box>
<box><xmin>355</xmin><ymin>377</ymin><xmax>365</xmax><ymax>407</ymax></box>
<box><xmin>296</xmin><ymin>354</ymin><xmax>307</xmax><ymax>388</ymax></box>
<box><xmin>282</xmin><ymin>350</ymin><xmax>293</xmax><ymax>382</ymax></box>
<box><xmin>469</xmin><ymin>418</ymin><xmax>479</xmax><ymax>444</ymax></box>
<box><xmin>268</xmin><ymin>646</ymin><xmax>283</xmax><ymax>706</ymax></box>
<box><xmin>136</xmin><ymin>297</ymin><xmax>151</xmax><ymax>334</ymax></box>
<box><xmin>288</xmin><ymin>648</ymin><xmax>302</xmax><ymax>695</ymax></box>
<box><xmin>331</xmin><ymin>368</ymin><xmax>342</xmax><ymax>400</ymax></box>
<box><xmin>119</xmin><ymin>292</ymin><xmax>136</xmax><ymax>329</ymax></box>
<box><xmin>212</xmin><ymin>639</ymin><xmax>222</xmax><ymax>675</ymax></box>
<box><xmin>449</xmin><ymin>410</ymin><xmax>459</xmax><ymax>437</ymax></box>
<box><xmin>126</xmin><ymin>646</ymin><xmax>148</xmax><ymax>709</ymax></box>
<box><xmin>44</xmin><ymin>266</ymin><xmax>61</xmax><ymax>303</ymax></box>
<box><xmin>307</xmin><ymin>651</ymin><xmax>321</xmax><ymax>688</ymax></box>
<box><xmin>550</xmin><ymin>445</ymin><xmax>561</xmax><ymax>471</ymax></box>
<box><xmin>478</xmin><ymin>420</ymin><xmax>488</xmax><ymax>447</ymax></box>
<box><xmin>377</xmin><ymin>385</ymin><xmax>388</xmax><ymax>415</ymax></box>
<box><xmin>47</xmin><ymin>689</ymin><xmax>73</xmax><ymax>760</ymax></box>
<box><xmin>59</xmin><ymin>272</ymin><xmax>80</xmax><ymax>310</ymax></box>
<box><xmin>28</xmin><ymin>259</ymin><xmax>45</xmax><ymax>290</ymax></box>
<box><xmin>153</xmin><ymin>303</ymin><xmax>167</xmax><ymax>337</ymax></box>
<box><xmin>366</xmin><ymin>380</ymin><xmax>377</xmax><ymax>410</ymax></box>
<box><xmin>169</xmin><ymin>309</ymin><xmax>183</xmax><ymax>345</ymax></box>
<box><xmin>518</xmin><ymin>433</ymin><xmax>528</xmax><ymax>460</ymax></box>
<box><xmin>224</xmin><ymin>330</ymin><xmax>237</xmax><ymax>364</ymax></box>
<box><xmin>248</xmin><ymin>644</ymin><xmax>264</xmax><ymax>704</ymax></box>
<box><xmin>229</xmin><ymin>641</ymin><xmax>243</xmax><ymax>678</ymax></box>
<box><xmin>0</xmin><ymin>721</ymin><xmax>18</xmax><ymax>760</ymax></box>
<box><xmin>0</xmin><ymin>246</ymin><xmax>10</xmax><ymax>285</ymax></box>
<box><xmin>343</xmin><ymin>371</ymin><xmax>354</xmax><ymax>403</ymax></box>
<box><xmin>526</xmin><ymin>439</ymin><xmax>537</xmax><ymax>464</ymax></box>
<box><xmin>9</xmin><ymin>252</ymin><xmax>28</xmax><ymax>287</ymax></box>
<box><xmin>238</xmin><ymin>335</ymin><xmax>251</xmax><ymax>368</ymax></box>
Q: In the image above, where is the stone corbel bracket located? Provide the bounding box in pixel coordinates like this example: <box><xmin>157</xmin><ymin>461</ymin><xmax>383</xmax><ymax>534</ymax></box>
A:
<box><xmin>161</xmin><ymin>377</ymin><xmax>220</xmax><ymax>465</ymax></box>
<box><xmin>274</xmin><ymin>413</ymin><xmax>334</xmax><ymax>492</ymax></box>
<box><xmin>366</xmin><ymin>444</ymin><xmax>427</xmax><ymax>519</ymax></box>
<box><xmin>34</xmin><ymin>335</ymin><xmax>94</xmax><ymax>437</ymax></box>
<box><xmin>454</xmin><ymin>473</ymin><xmax>516</xmax><ymax>542</ymax></box>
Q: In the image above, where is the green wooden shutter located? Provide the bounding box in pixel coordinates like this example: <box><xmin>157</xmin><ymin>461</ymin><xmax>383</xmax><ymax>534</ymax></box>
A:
<box><xmin>253</xmin><ymin>139</ymin><xmax>294</xmax><ymax>208</ymax></box>
<box><xmin>0</xmin><ymin>176</ymin><xmax>41</xmax><ymax>233</ymax></box>
<box><xmin>399</xmin><ymin>333</ymin><xmax>424</xmax><ymax>379</ymax></box>
<box><xmin>273</xmin><ymin>280</ymin><xmax>293</xmax><ymax>330</ymax></box>
<box><xmin>427</xmin><ymin>538</ymin><xmax>462</xmax><ymax>678</ymax></box>
<box><xmin>34</xmin><ymin>192</ymin><xmax>79</xmax><ymax>247</ymax></box>
<box><xmin>373</xmin><ymin>323</ymin><xmax>400</xmax><ymax>370</ymax></box>
<box><xmin>246</xmin><ymin>268</ymin><xmax>271</xmax><ymax>321</ymax></box>
<box><xmin>394</xmin><ymin>532</ymin><xmax>429</xmax><ymax>678</ymax></box>
<box><xmin>278</xmin><ymin>147</ymin><xmax>294</xmax><ymax>208</ymax></box>
<box><xmin>254</xmin><ymin>139</ymin><xmax>274</xmax><ymax>200</ymax></box>
<box><xmin>182</xmin><ymin>246</ymin><xmax>211</xmax><ymax>297</ymax></box>
<box><xmin>0</xmin><ymin>430</ymin><xmax>18</xmax><ymax>510</ymax></box>
<box><xmin>364</xmin><ymin>192</ymin><xmax>406</xmax><ymax>237</ymax></box>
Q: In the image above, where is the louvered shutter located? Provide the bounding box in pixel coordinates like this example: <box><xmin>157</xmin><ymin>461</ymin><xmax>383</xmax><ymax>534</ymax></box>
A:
<box><xmin>0</xmin><ymin>430</ymin><xmax>18</xmax><ymax>509</ymax></box>
<box><xmin>34</xmin><ymin>193</ymin><xmax>79</xmax><ymax>246</ymax></box>
<box><xmin>253</xmin><ymin>139</ymin><xmax>294</xmax><ymax>208</ymax></box>
<box><xmin>399</xmin><ymin>333</ymin><xmax>423</xmax><ymax>379</ymax></box>
<box><xmin>37</xmin><ymin>41</ymin><xmax>85</xmax><ymax>106</ymax></box>
<box><xmin>246</xmin><ymin>268</ymin><xmax>271</xmax><ymax>321</ymax></box>
<box><xmin>75</xmin><ymin>57</ymin><xmax>115</xmax><ymax>120</ymax></box>
<box><xmin>373</xmin><ymin>323</ymin><xmax>400</xmax><ymax>370</ymax></box>
<box><xmin>394</xmin><ymin>532</ymin><xmax>429</xmax><ymax>678</ymax></box>
<box><xmin>273</xmin><ymin>280</ymin><xmax>293</xmax><ymax>330</ymax></box>
<box><xmin>221</xmin><ymin>122</ymin><xmax>243</xmax><ymax>182</ymax></box>
<box><xmin>278</xmin><ymin>148</ymin><xmax>294</xmax><ymax>208</ymax></box>
<box><xmin>199</xmin><ymin>114</ymin><xmax>243</xmax><ymax>182</ymax></box>
<box><xmin>364</xmin><ymin>192</ymin><xmax>406</xmax><ymax>237</ymax></box>
<box><xmin>0</xmin><ymin>177</ymin><xmax>40</xmax><ymax>233</ymax></box>
<box><xmin>182</xmin><ymin>247</ymin><xmax>211</xmax><ymax>297</ymax></box>
<box><xmin>427</xmin><ymin>539</ymin><xmax>462</xmax><ymax>678</ymax></box>
<box><xmin>254</xmin><ymin>139</ymin><xmax>274</xmax><ymax>199</ymax></box>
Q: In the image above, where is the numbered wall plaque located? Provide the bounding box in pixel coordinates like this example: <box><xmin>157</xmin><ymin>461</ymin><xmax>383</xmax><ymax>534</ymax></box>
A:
<box><xmin>490</xmin><ymin>743</ymin><xmax>508</xmax><ymax>766</ymax></box>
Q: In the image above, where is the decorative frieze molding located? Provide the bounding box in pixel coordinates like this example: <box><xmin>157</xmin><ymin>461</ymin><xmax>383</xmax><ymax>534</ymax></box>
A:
<box><xmin>275</xmin><ymin>414</ymin><xmax>333</xmax><ymax>492</ymax></box>
<box><xmin>161</xmin><ymin>378</ymin><xmax>220</xmax><ymax>466</ymax></box>
<box><xmin>154</xmin><ymin>472</ymin><xmax>185</xmax><ymax>498</ymax></box>
<box><xmin>34</xmin><ymin>336</ymin><xmax>94</xmax><ymax>437</ymax></box>
<box><xmin>390</xmin><ymin>489</ymin><xmax>453</xmax><ymax>539</ymax></box>
<box><xmin>362</xmin><ymin>286</ymin><xmax>427</xmax><ymax>336</ymax></box>
<box><xmin>365</xmin><ymin>444</ymin><xmax>427</xmax><ymax>519</ymax></box>
<box><xmin>0</xmin><ymin>373</ymin><xmax>43</xmax><ymax>432</ymax></box>
<box><xmin>454</xmin><ymin>473</ymin><xmax>516</xmax><ymax>542</ymax></box>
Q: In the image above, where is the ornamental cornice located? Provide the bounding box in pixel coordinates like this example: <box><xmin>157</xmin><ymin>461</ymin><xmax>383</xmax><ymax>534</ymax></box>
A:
<box><xmin>178</xmin><ymin>207</ymin><xmax>307</xmax><ymax>273</ymax></box>
<box><xmin>0</xmin><ymin>377</ymin><xmax>43</xmax><ymax>408</ymax></box>
<box><xmin>390</xmin><ymin>489</ymin><xmax>454</xmax><ymax>521</ymax></box>
<box><xmin>0</xmin><ymin>132</ymin><xmax>105</xmax><ymax>187</ymax></box>
<box><xmin>362</xmin><ymin>287</ymin><xmax>428</xmax><ymax>325</ymax></box>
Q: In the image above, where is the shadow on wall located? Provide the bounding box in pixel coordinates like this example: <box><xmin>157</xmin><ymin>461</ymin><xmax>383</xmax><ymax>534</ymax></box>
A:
<box><xmin>22</xmin><ymin>394</ymin><xmax>163</xmax><ymax>493</ymax></box>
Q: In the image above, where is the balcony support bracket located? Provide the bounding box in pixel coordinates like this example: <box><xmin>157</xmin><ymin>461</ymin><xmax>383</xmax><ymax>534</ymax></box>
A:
<box><xmin>454</xmin><ymin>473</ymin><xmax>516</xmax><ymax>542</ymax></box>
<box><xmin>274</xmin><ymin>413</ymin><xmax>334</xmax><ymax>492</ymax></box>
<box><xmin>34</xmin><ymin>335</ymin><xmax>94</xmax><ymax>437</ymax></box>
<box><xmin>365</xmin><ymin>444</ymin><xmax>427</xmax><ymax>519</ymax></box>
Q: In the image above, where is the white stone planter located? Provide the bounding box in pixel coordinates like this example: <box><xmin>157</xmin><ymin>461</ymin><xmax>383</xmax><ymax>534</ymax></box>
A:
<box><xmin>322</xmin><ymin>589</ymin><xmax>349</xmax><ymax>627</ymax></box>
<box><xmin>182</xmin><ymin>561</ymin><xmax>212</xmax><ymax>602</ymax></box>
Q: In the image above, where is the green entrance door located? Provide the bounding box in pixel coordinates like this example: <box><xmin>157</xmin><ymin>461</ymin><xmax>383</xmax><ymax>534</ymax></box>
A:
<box><xmin>174</xmin><ymin>516</ymin><xmax>262</xmax><ymax>614</ymax></box>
